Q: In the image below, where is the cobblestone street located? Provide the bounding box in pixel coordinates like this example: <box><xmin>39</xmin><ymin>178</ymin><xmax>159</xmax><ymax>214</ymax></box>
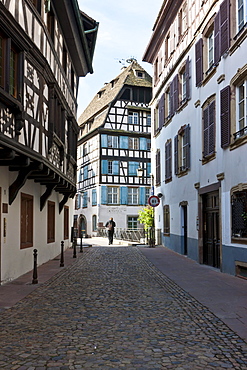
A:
<box><xmin>0</xmin><ymin>246</ymin><xmax>247</xmax><ymax>369</ymax></box>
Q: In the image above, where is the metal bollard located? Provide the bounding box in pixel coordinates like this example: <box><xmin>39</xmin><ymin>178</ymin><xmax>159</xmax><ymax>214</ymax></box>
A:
<box><xmin>80</xmin><ymin>236</ymin><xmax>83</xmax><ymax>253</ymax></box>
<box><xmin>32</xmin><ymin>249</ymin><xmax>38</xmax><ymax>284</ymax></box>
<box><xmin>60</xmin><ymin>241</ymin><xmax>64</xmax><ymax>267</ymax></box>
<box><xmin>73</xmin><ymin>237</ymin><xmax>77</xmax><ymax>258</ymax></box>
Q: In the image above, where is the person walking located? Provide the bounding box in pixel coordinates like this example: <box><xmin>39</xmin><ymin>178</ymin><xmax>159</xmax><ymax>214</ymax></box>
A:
<box><xmin>105</xmin><ymin>217</ymin><xmax>116</xmax><ymax>245</ymax></box>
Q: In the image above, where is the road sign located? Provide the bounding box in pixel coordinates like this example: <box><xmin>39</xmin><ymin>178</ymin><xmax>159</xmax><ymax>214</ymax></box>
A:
<box><xmin>148</xmin><ymin>195</ymin><xmax>160</xmax><ymax>207</ymax></box>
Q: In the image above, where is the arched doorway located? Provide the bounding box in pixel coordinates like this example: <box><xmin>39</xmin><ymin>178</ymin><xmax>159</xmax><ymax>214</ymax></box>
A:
<box><xmin>78</xmin><ymin>215</ymin><xmax>87</xmax><ymax>237</ymax></box>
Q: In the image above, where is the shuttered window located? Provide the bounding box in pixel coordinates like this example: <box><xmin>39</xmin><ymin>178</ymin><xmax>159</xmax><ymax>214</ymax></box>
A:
<box><xmin>174</xmin><ymin>125</ymin><xmax>190</xmax><ymax>175</ymax></box>
<box><xmin>220</xmin><ymin>86</ymin><xmax>231</xmax><ymax>148</ymax></box>
<box><xmin>185</xmin><ymin>57</ymin><xmax>190</xmax><ymax>100</ymax></box>
<box><xmin>195</xmin><ymin>38</ymin><xmax>203</xmax><ymax>86</ymax></box>
<box><xmin>92</xmin><ymin>189</ymin><xmax>97</xmax><ymax>206</ymax></box>
<box><xmin>165</xmin><ymin>141</ymin><xmax>172</xmax><ymax>181</ymax></box>
<box><xmin>174</xmin><ymin>135</ymin><xmax>179</xmax><ymax>175</ymax></box>
<box><xmin>163</xmin><ymin>205</ymin><xmax>170</xmax><ymax>235</ymax></box>
<box><xmin>129</xmin><ymin>161</ymin><xmax>139</xmax><ymax>176</ymax></box>
<box><xmin>21</xmin><ymin>193</ymin><xmax>33</xmax><ymax>249</ymax></box>
<box><xmin>155</xmin><ymin>150</ymin><xmax>161</xmax><ymax>185</ymax></box>
<box><xmin>158</xmin><ymin>93</ymin><xmax>165</xmax><ymax>130</ymax></box>
<box><xmin>214</xmin><ymin>12</ymin><xmax>221</xmax><ymax>64</ymax></box>
<box><xmin>203</xmin><ymin>101</ymin><xmax>215</xmax><ymax>157</ymax></box>
<box><xmin>47</xmin><ymin>201</ymin><xmax>55</xmax><ymax>243</ymax></box>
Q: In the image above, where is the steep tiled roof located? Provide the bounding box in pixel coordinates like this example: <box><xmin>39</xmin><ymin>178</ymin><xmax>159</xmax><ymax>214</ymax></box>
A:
<box><xmin>78</xmin><ymin>60</ymin><xmax>152</xmax><ymax>128</ymax></box>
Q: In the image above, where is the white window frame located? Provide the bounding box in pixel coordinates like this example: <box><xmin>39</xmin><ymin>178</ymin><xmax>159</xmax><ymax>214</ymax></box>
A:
<box><xmin>127</xmin><ymin>216</ymin><xmax>138</xmax><ymax>229</ymax></box>
<box><xmin>128</xmin><ymin>187</ymin><xmax>138</xmax><ymax>205</ymax></box>
<box><xmin>107</xmin><ymin>187</ymin><xmax>118</xmax><ymax>204</ymax></box>
<box><xmin>108</xmin><ymin>161</ymin><xmax>113</xmax><ymax>174</ymax></box>
<box><xmin>108</xmin><ymin>135</ymin><xmax>118</xmax><ymax>148</ymax></box>
<box><xmin>237</xmin><ymin>81</ymin><xmax>247</xmax><ymax>132</ymax></box>
<box><xmin>208</xmin><ymin>31</ymin><xmax>214</xmax><ymax>69</ymax></box>
<box><xmin>147</xmin><ymin>113</ymin><xmax>151</xmax><ymax>126</ymax></box>
<box><xmin>237</xmin><ymin>0</ymin><xmax>247</xmax><ymax>32</ymax></box>
<box><xmin>128</xmin><ymin>111</ymin><xmax>139</xmax><ymax>125</ymax></box>
<box><xmin>128</xmin><ymin>137</ymin><xmax>139</xmax><ymax>150</ymax></box>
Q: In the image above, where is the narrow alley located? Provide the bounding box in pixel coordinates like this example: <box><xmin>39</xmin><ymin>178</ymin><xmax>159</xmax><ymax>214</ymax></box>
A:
<box><xmin>0</xmin><ymin>245</ymin><xmax>246</xmax><ymax>369</ymax></box>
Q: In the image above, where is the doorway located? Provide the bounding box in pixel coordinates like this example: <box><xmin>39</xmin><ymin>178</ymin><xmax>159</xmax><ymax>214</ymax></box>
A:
<box><xmin>202</xmin><ymin>191</ymin><xmax>220</xmax><ymax>268</ymax></box>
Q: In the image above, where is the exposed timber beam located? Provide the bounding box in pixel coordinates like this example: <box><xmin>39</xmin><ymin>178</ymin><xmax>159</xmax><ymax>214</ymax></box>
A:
<box><xmin>40</xmin><ymin>184</ymin><xmax>56</xmax><ymax>211</ymax></box>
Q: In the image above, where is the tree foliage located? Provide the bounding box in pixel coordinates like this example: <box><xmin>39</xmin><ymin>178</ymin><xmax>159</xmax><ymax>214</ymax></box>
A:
<box><xmin>138</xmin><ymin>206</ymin><xmax>154</xmax><ymax>230</ymax></box>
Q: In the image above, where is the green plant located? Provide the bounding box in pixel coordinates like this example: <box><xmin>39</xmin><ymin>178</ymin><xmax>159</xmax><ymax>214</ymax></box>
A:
<box><xmin>138</xmin><ymin>206</ymin><xmax>154</xmax><ymax>231</ymax></box>
<box><xmin>242</xmin><ymin>212</ymin><xmax>247</xmax><ymax>222</ymax></box>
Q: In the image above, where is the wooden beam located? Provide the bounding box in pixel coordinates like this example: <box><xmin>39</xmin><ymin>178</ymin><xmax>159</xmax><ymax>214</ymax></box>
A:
<box><xmin>0</xmin><ymin>149</ymin><xmax>15</xmax><ymax>160</ymax></box>
<box><xmin>9</xmin><ymin>162</ymin><xmax>43</xmax><ymax>205</ymax></box>
<box><xmin>59</xmin><ymin>193</ymin><xmax>70</xmax><ymax>214</ymax></box>
<box><xmin>40</xmin><ymin>184</ymin><xmax>56</xmax><ymax>211</ymax></box>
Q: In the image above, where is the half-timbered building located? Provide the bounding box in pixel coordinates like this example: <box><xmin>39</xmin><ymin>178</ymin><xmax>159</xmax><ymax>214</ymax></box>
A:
<box><xmin>76</xmin><ymin>60</ymin><xmax>152</xmax><ymax>236</ymax></box>
<box><xmin>143</xmin><ymin>0</ymin><xmax>247</xmax><ymax>277</ymax></box>
<box><xmin>0</xmin><ymin>0</ymin><xmax>98</xmax><ymax>282</ymax></box>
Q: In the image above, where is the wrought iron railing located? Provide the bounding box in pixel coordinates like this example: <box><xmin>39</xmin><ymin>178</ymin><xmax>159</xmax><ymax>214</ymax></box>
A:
<box><xmin>97</xmin><ymin>227</ymin><xmax>158</xmax><ymax>247</ymax></box>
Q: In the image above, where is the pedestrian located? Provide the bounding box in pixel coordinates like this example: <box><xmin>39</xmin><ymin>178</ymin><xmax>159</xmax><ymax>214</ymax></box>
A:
<box><xmin>105</xmin><ymin>217</ymin><xmax>116</xmax><ymax>245</ymax></box>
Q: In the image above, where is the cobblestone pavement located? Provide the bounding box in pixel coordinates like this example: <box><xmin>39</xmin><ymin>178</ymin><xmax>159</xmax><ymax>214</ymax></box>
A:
<box><xmin>0</xmin><ymin>247</ymin><xmax>247</xmax><ymax>370</ymax></box>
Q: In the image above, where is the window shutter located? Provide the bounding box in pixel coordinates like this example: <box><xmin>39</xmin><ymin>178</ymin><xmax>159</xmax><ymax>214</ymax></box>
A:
<box><xmin>173</xmin><ymin>75</ymin><xmax>179</xmax><ymax>112</ymax></box>
<box><xmin>92</xmin><ymin>189</ymin><xmax>97</xmax><ymax>206</ymax></box>
<box><xmin>195</xmin><ymin>38</ymin><xmax>203</xmax><ymax>87</ymax></box>
<box><xmin>140</xmin><ymin>137</ymin><xmax>147</xmax><ymax>150</ymax></box>
<box><xmin>83</xmin><ymin>165</ymin><xmax>88</xmax><ymax>180</ymax></box>
<box><xmin>165</xmin><ymin>141</ymin><xmax>172</xmax><ymax>180</ymax></box>
<box><xmin>220</xmin><ymin>85</ymin><xmax>231</xmax><ymax>148</ymax></box>
<box><xmin>203</xmin><ymin>107</ymin><xmax>209</xmax><ymax>157</ymax></box>
<box><xmin>101</xmin><ymin>134</ymin><xmax>108</xmax><ymax>147</ymax></box>
<box><xmin>170</xmin><ymin>80</ymin><xmax>174</xmax><ymax>115</ymax></box>
<box><xmin>101</xmin><ymin>160</ymin><xmax>108</xmax><ymax>174</ymax></box>
<box><xmin>120</xmin><ymin>186</ymin><xmax>128</xmax><ymax>205</ymax></box>
<box><xmin>174</xmin><ymin>135</ymin><xmax>179</xmax><ymax>175</ymax></box>
<box><xmin>120</xmin><ymin>136</ymin><xmax>128</xmax><ymax>149</ymax></box>
<box><xmin>184</xmin><ymin>125</ymin><xmax>190</xmax><ymax>169</ymax></box>
<box><xmin>158</xmin><ymin>93</ymin><xmax>165</xmax><ymax>129</ymax></box>
<box><xmin>168</xmin><ymin>141</ymin><xmax>172</xmax><ymax>179</ymax></box>
<box><xmin>208</xmin><ymin>101</ymin><xmax>215</xmax><ymax>155</ymax></box>
<box><xmin>220</xmin><ymin>0</ymin><xmax>230</xmax><ymax>56</ymax></box>
<box><xmin>147</xmin><ymin>162</ymin><xmax>151</xmax><ymax>176</ymax></box>
<box><xmin>101</xmin><ymin>186</ymin><xmax>107</xmax><ymax>204</ymax></box>
<box><xmin>156</xmin><ymin>151</ymin><xmax>160</xmax><ymax>185</ymax></box>
<box><xmin>139</xmin><ymin>187</ymin><xmax>146</xmax><ymax>205</ymax></box>
<box><xmin>214</xmin><ymin>12</ymin><xmax>221</xmax><ymax>64</ymax></box>
<box><xmin>185</xmin><ymin>57</ymin><xmax>190</xmax><ymax>99</ymax></box>
<box><xmin>113</xmin><ymin>160</ymin><xmax>119</xmax><ymax>175</ymax></box>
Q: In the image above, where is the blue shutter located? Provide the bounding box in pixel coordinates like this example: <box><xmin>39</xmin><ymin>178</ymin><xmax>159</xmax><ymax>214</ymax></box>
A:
<box><xmin>139</xmin><ymin>187</ymin><xmax>146</xmax><ymax>205</ymax></box>
<box><xmin>102</xmin><ymin>160</ymin><xmax>108</xmax><ymax>174</ymax></box>
<box><xmin>101</xmin><ymin>186</ymin><xmax>107</xmax><ymax>204</ymax></box>
<box><xmin>83</xmin><ymin>191</ymin><xmax>88</xmax><ymax>208</ymax></box>
<box><xmin>129</xmin><ymin>161</ymin><xmax>139</xmax><ymax>175</ymax></box>
<box><xmin>83</xmin><ymin>166</ymin><xmax>88</xmax><ymax>180</ymax></box>
<box><xmin>140</xmin><ymin>137</ymin><xmax>147</xmax><ymax>150</ymax></box>
<box><xmin>92</xmin><ymin>189</ymin><xmax>97</xmax><ymax>206</ymax></box>
<box><xmin>120</xmin><ymin>187</ymin><xmax>128</xmax><ymax>205</ymax></box>
<box><xmin>120</xmin><ymin>136</ymin><xmax>128</xmax><ymax>149</ymax></box>
<box><xmin>101</xmin><ymin>134</ymin><xmax>108</xmax><ymax>147</ymax></box>
<box><xmin>147</xmin><ymin>162</ymin><xmax>151</xmax><ymax>176</ymax></box>
<box><xmin>113</xmin><ymin>161</ymin><xmax>119</xmax><ymax>175</ymax></box>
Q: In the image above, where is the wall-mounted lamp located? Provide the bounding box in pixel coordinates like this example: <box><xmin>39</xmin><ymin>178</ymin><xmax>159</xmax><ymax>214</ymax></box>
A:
<box><xmin>137</xmin><ymin>167</ymin><xmax>144</xmax><ymax>177</ymax></box>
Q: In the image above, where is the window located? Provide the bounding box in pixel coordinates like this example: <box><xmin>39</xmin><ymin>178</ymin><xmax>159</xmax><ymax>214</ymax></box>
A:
<box><xmin>47</xmin><ymin>201</ymin><xmax>55</xmax><ymax>243</ymax></box>
<box><xmin>83</xmin><ymin>143</ymin><xmax>87</xmax><ymax>156</ymax></box>
<box><xmin>237</xmin><ymin>0</ymin><xmax>246</xmax><ymax>32</ymax></box>
<box><xmin>202</xmin><ymin>99</ymin><xmax>215</xmax><ymax>159</ymax></box>
<box><xmin>147</xmin><ymin>113</ymin><xmax>151</xmax><ymax>126</ymax></box>
<box><xmin>145</xmin><ymin>188</ymin><xmax>150</xmax><ymax>205</ymax></box>
<box><xmin>64</xmin><ymin>206</ymin><xmax>69</xmax><ymax>240</ymax></box>
<box><xmin>128</xmin><ymin>216</ymin><xmax>138</xmax><ymax>229</ymax></box>
<box><xmin>10</xmin><ymin>46</ymin><xmax>18</xmax><ymax>96</ymax></box>
<box><xmin>83</xmin><ymin>165</ymin><xmax>88</xmax><ymax>180</ymax></box>
<box><xmin>128</xmin><ymin>111</ymin><xmax>139</xmax><ymax>124</ymax></box>
<box><xmin>101</xmin><ymin>160</ymin><xmax>119</xmax><ymax>175</ymax></box>
<box><xmin>128</xmin><ymin>137</ymin><xmax>139</xmax><ymax>150</ymax></box>
<box><xmin>165</xmin><ymin>140</ymin><xmax>172</xmax><ymax>182</ymax></box>
<box><xmin>62</xmin><ymin>42</ymin><xmax>67</xmax><ymax>74</ymax></box>
<box><xmin>208</xmin><ymin>32</ymin><xmax>214</xmax><ymax>69</ymax></box>
<box><xmin>156</xmin><ymin>150</ymin><xmax>161</xmax><ymax>185</ymax></box>
<box><xmin>107</xmin><ymin>187</ymin><xmax>118</xmax><ymax>204</ymax></box>
<box><xmin>92</xmin><ymin>215</ymin><xmax>97</xmax><ymax>231</ymax></box>
<box><xmin>165</xmin><ymin>87</ymin><xmax>171</xmax><ymax>119</ymax></box>
<box><xmin>231</xmin><ymin>189</ymin><xmax>247</xmax><ymax>238</ymax></box>
<box><xmin>163</xmin><ymin>205</ymin><xmax>170</xmax><ymax>235</ymax></box>
<box><xmin>21</xmin><ymin>193</ymin><xmax>33</xmax><ymax>249</ymax></box>
<box><xmin>83</xmin><ymin>191</ymin><xmax>88</xmax><ymax>208</ymax></box>
<box><xmin>47</xmin><ymin>8</ymin><xmax>55</xmax><ymax>42</ymax></box>
<box><xmin>75</xmin><ymin>194</ymin><xmax>81</xmax><ymax>209</ymax></box>
<box><xmin>165</xmin><ymin>32</ymin><xmax>170</xmax><ymax>60</ymax></box>
<box><xmin>128</xmin><ymin>188</ymin><xmax>138</xmax><ymax>205</ymax></box>
<box><xmin>174</xmin><ymin>125</ymin><xmax>190</xmax><ymax>175</ymax></box>
<box><xmin>31</xmin><ymin>0</ymin><xmax>41</xmax><ymax>13</ymax></box>
<box><xmin>108</xmin><ymin>135</ymin><xmax>118</xmax><ymax>148</ymax></box>
<box><xmin>178</xmin><ymin>57</ymin><xmax>190</xmax><ymax>104</ymax></box>
<box><xmin>128</xmin><ymin>161</ymin><xmax>139</xmax><ymax>176</ymax></box>
<box><xmin>92</xmin><ymin>189</ymin><xmax>97</xmax><ymax>206</ymax></box>
<box><xmin>237</xmin><ymin>81</ymin><xmax>247</xmax><ymax>134</ymax></box>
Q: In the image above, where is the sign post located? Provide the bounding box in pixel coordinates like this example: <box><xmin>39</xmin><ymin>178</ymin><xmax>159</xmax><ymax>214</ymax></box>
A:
<box><xmin>147</xmin><ymin>195</ymin><xmax>160</xmax><ymax>247</ymax></box>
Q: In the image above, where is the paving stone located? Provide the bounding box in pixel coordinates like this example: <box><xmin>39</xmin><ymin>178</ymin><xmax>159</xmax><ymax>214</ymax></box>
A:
<box><xmin>0</xmin><ymin>247</ymin><xmax>246</xmax><ymax>369</ymax></box>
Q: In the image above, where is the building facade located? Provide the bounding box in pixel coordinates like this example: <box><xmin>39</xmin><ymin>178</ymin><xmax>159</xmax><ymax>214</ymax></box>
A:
<box><xmin>143</xmin><ymin>0</ymin><xmax>247</xmax><ymax>276</ymax></box>
<box><xmin>75</xmin><ymin>61</ymin><xmax>152</xmax><ymax>236</ymax></box>
<box><xmin>0</xmin><ymin>0</ymin><xmax>98</xmax><ymax>282</ymax></box>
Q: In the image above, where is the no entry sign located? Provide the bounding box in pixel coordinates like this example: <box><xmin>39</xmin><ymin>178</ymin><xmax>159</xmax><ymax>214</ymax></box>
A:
<box><xmin>148</xmin><ymin>195</ymin><xmax>160</xmax><ymax>207</ymax></box>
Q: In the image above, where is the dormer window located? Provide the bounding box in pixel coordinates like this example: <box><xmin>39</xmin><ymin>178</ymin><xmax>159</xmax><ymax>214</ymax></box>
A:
<box><xmin>135</xmin><ymin>70</ymin><xmax>145</xmax><ymax>78</ymax></box>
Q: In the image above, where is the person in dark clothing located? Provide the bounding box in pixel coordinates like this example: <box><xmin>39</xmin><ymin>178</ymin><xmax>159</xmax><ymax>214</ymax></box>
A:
<box><xmin>105</xmin><ymin>217</ymin><xmax>116</xmax><ymax>245</ymax></box>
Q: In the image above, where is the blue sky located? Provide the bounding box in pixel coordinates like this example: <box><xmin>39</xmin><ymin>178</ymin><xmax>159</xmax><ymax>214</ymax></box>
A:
<box><xmin>77</xmin><ymin>0</ymin><xmax>163</xmax><ymax>117</ymax></box>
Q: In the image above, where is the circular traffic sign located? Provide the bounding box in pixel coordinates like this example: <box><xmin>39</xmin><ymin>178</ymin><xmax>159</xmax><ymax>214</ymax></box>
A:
<box><xmin>148</xmin><ymin>195</ymin><xmax>160</xmax><ymax>207</ymax></box>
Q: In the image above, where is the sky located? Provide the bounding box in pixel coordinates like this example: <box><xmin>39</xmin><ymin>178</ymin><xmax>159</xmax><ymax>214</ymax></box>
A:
<box><xmin>77</xmin><ymin>0</ymin><xmax>163</xmax><ymax>118</ymax></box>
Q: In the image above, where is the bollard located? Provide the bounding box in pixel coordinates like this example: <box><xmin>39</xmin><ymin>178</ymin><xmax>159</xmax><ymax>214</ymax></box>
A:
<box><xmin>80</xmin><ymin>236</ymin><xmax>83</xmax><ymax>253</ymax></box>
<box><xmin>32</xmin><ymin>249</ymin><xmax>38</xmax><ymax>284</ymax></box>
<box><xmin>60</xmin><ymin>241</ymin><xmax>64</xmax><ymax>267</ymax></box>
<box><xmin>73</xmin><ymin>236</ymin><xmax>77</xmax><ymax>258</ymax></box>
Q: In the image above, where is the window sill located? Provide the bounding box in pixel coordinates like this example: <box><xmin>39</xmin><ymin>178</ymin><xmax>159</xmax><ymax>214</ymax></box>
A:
<box><xmin>177</xmin><ymin>169</ymin><xmax>189</xmax><ymax>177</ymax></box>
<box><xmin>230</xmin><ymin>133</ymin><xmax>247</xmax><ymax>151</ymax></box>
<box><xmin>165</xmin><ymin>177</ymin><xmax>172</xmax><ymax>184</ymax></box>
<box><xmin>177</xmin><ymin>98</ymin><xmax>189</xmax><ymax>113</ymax></box>
<box><xmin>202</xmin><ymin>152</ymin><xmax>216</xmax><ymax>164</ymax></box>
<box><xmin>202</xmin><ymin>66</ymin><xmax>217</xmax><ymax>86</ymax></box>
<box><xmin>231</xmin><ymin>237</ymin><xmax>247</xmax><ymax>244</ymax></box>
